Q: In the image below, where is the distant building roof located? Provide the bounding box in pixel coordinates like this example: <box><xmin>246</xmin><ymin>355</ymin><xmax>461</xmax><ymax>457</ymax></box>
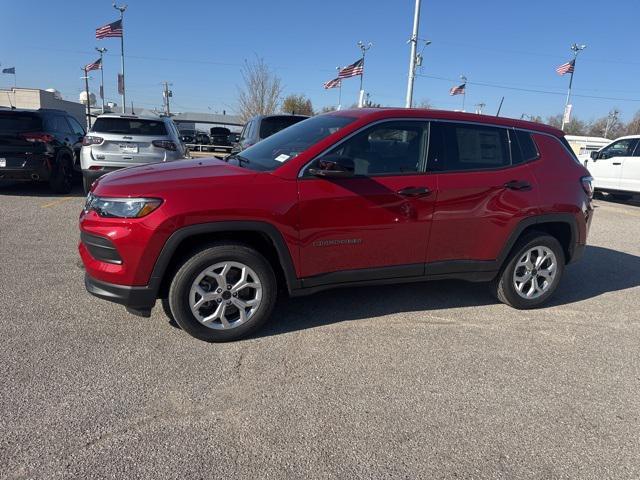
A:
<box><xmin>171</xmin><ymin>111</ymin><xmax>243</xmax><ymax>126</ymax></box>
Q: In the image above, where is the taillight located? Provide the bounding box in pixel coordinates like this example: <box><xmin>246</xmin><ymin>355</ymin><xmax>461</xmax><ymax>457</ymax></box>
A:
<box><xmin>581</xmin><ymin>176</ymin><xmax>594</xmax><ymax>198</ymax></box>
<box><xmin>82</xmin><ymin>135</ymin><xmax>104</xmax><ymax>146</ymax></box>
<box><xmin>152</xmin><ymin>140</ymin><xmax>177</xmax><ymax>151</ymax></box>
<box><xmin>21</xmin><ymin>132</ymin><xmax>55</xmax><ymax>143</ymax></box>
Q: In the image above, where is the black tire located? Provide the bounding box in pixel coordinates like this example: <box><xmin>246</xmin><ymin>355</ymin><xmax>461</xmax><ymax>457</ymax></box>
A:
<box><xmin>611</xmin><ymin>193</ymin><xmax>632</xmax><ymax>201</ymax></box>
<box><xmin>167</xmin><ymin>242</ymin><xmax>277</xmax><ymax>342</ymax></box>
<box><xmin>82</xmin><ymin>174</ymin><xmax>93</xmax><ymax>194</ymax></box>
<box><xmin>492</xmin><ymin>233</ymin><xmax>565</xmax><ymax>309</ymax></box>
<box><xmin>49</xmin><ymin>153</ymin><xmax>73</xmax><ymax>194</ymax></box>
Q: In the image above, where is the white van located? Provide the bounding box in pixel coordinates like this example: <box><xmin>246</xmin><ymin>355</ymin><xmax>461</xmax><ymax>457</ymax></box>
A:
<box><xmin>584</xmin><ymin>135</ymin><xmax>640</xmax><ymax>200</ymax></box>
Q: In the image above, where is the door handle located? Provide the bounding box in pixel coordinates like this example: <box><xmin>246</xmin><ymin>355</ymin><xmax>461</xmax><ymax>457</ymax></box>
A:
<box><xmin>503</xmin><ymin>180</ymin><xmax>532</xmax><ymax>191</ymax></box>
<box><xmin>397</xmin><ymin>186</ymin><xmax>431</xmax><ymax>197</ymax></box>
<box><xmin>613</xmin><ymin>162</ymin><xmax>622</xmax><ymax>165</ymax></box>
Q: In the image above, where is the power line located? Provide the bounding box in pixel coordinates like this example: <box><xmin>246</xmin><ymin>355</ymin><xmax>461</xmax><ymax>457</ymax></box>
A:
<box><xmin>416</xmin><ymin>73</ymin><xmax>640</xmax><ymax>102</ymax></box>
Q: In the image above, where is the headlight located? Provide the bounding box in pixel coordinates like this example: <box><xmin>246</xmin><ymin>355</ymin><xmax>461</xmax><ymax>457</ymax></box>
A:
<box><xmin>84</xmin><ymin>193</ymin><xmax>162</xmax><ymax>218</ymax></box>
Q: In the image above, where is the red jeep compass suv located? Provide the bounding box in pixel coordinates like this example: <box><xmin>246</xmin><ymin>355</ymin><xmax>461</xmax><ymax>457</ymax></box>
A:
<box><xmin>79</xmin><ymin>109</ymin><xmax>594</xmax><ymax>342</ymax></box>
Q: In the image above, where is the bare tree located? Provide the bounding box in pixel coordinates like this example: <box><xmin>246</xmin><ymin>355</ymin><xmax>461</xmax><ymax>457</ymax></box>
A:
<box><xmin>282</xmin><ymin>94</ymin><xmax>314</xmax><ymax>116</ymax></box>
<box><xmin>625</xmin><ymin>111</ymin><xmax>640</xmax><ymax>136</ymax></box>
<box><xmin>237</xmin><ymin>57</ymin><xmax>283</xmax><ymax>122</ymax></box>
<box><xmin>417</xmin><ymin>99</ymin><xmax>433</xmax><ymax>109</ymax></box>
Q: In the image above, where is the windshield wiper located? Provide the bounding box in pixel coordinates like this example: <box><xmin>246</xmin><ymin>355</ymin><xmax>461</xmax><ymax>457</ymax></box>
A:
<box><xmin>226</xmin><ymin>154</ymin><xmax>251</xmax><ymax>165</ymax></box>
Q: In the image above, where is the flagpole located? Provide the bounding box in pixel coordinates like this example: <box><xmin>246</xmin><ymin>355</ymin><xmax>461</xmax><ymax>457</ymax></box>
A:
<box><xmin>561</xmin><ymin>43</ymin><xmax>586</xmax><ymax>131</ymax></box>
<box><xmin>460</xmin><ymin>74</ymin><xmax>467</xmax><ymax>112</ymax></box>
<box><xmin>82</xmin><ymin>68</ymin><xmax>92</xmax><ymax>129</ymax></box>
<box><xmin>336</xmin><ymin>66</ymin><xmax>342</xmax><ymax>110</ymax></box>
<box><xmin>114</xmin><ymin>3</ymin><xmax>127</xmax><ymax>113</ymax></box>
<box><xmin>96</xmin><ymin>47</ymin><xmax>107</xmax><ymax>114</ymax></box>
<box><xmin>357</xmin><ymin>41</ymin><xmax>372</xmax><ymax>108</ymax></box>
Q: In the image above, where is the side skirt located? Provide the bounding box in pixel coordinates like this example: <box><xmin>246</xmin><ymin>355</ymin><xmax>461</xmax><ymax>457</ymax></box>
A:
<box><xmin>290</xmin><ymin>261</ymin><xmax>498</xmax><ymax>297</ymax></box>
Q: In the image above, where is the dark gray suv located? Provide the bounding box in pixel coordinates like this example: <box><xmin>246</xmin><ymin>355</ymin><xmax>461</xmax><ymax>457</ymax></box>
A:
<box><xmin>231</xmin><ymin>114</ymin><xmax>308</xmax><ymax>154</ymax></box>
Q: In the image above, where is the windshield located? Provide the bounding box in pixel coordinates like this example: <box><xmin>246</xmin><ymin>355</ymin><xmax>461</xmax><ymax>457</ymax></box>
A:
<box><xmin>235</xmin><ymin>114</ymin><xmax>357</xmax><ymax>171</ymax></box>
<box><xmin>92</xmin><ymin>117</ymin><xmax>167</xmax><ymax>135</ymax></box>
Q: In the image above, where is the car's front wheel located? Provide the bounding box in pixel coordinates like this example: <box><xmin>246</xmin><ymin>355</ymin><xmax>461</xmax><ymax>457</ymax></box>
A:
<box><xmin>493</xmin><ymin>233</ymin><xmax>565</xmax><ymax>309</ymax></box>
<box><xmin>167</xmin><ymin>243</ymin><xmax>277</xmax><ymax>342</ymax></box>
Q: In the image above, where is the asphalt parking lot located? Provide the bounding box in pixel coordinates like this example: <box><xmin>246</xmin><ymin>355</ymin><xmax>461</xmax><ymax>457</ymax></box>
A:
<box><xmin>1</xmin><ymin>181</ymin><xmax>639</xmax><ymax>479</ymax></box>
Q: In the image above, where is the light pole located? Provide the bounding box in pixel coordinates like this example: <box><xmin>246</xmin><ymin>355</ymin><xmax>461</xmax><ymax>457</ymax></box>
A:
<box><xmin>474</xmin><ymin>102</ymin><xmax>485</xmax><ymax>115</ymax></box>
<box><xmin>561</xmin><ymin>43</ymin><xmax>586</xmax><ymax>131</ymax></box>
<box><xmin>113</xmin><ymin>2</ymin><xmax>127</xmax><ymax>113</ymax></box>
<box><xmin>405</xmin><ymin>0</ymin><xmax>421</xmax><ymax>108</ymax></box>
<box><xmin>95</xmin><ymin>47</ymin><xmax>107</xmax><ymax>113</ymax></box>
<box><xmin>357</xmin><ymin>40</ymin><xmax>372</xmax><ymax>107</ymax></box>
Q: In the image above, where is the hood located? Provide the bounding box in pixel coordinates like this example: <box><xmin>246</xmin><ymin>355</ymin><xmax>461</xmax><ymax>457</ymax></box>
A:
<box><xmin>92</xmin><ymin>157</ymin><xmax>257</xmax><ymax>197</ymax></box>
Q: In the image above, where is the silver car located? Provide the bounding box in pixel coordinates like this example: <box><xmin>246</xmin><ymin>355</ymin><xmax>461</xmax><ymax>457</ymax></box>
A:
<box><xmin>80</xmin><ymin>113</ymin><xmax>187</xmax><ymax>192</ymax></box>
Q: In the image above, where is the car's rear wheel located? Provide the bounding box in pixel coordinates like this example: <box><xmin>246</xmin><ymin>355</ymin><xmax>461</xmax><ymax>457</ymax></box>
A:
<box><xmin>493</xmin><ymin>233</ymin><xmax>565</xmax><ymax>309</ymax></box>
<box><xmin>82</xmin><ymin>174</ymin><xmax>95</xmax><ymax>194</ymax></box>
<box><xmin>167</xmin><ymin>243</ymin><xmax>277</xmax><ymax>342</ymax></box>
<box><xmin>49</xmin><ymin>153</ymin><xmax>73</xmax><ymax>194</ymax></box>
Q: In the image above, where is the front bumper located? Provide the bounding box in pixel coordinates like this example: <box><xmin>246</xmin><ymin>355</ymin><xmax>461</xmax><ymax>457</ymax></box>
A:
<box><xmin>84</xmin><ymin>273</ymin><xmax>157</xmax><ymax>317</ymax></box>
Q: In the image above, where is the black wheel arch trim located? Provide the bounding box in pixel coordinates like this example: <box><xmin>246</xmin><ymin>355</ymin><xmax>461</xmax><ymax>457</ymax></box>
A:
<box><xmin>497</xmin><ymin>213</ymin><xmax>580</xmax><ymax>267</ymax></box>
<box><xmin>148</xmin><ymin>221</ymin><xmax>301</xmax><ymax>297</ymax></box>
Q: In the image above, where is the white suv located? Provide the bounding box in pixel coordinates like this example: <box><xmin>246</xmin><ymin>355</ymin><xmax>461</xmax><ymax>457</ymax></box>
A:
<box><xmin>80</xmin><ymin>114</ymin><xmax>187</xmax><ymax>192</ymax></box>
<box><xmin>585</xmin><ymin>135</ymin><xmax>640</xmax><ymax>200</ymax></box>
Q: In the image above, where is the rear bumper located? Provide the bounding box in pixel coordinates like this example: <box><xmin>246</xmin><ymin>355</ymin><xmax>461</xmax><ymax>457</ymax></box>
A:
<box><xmin>82</xmin><ymin>167</ymin><xmax>119</xmax><ymax>185</ymax></box>
<box><xmin>84</xmin><ymin>273</ymin><xmax>156</xmax><ymax>317</ymax></box>
<box><xmin>0</xmin><ymin>154</ymin><xmax>51</xmax><ymax>180</ymax></box>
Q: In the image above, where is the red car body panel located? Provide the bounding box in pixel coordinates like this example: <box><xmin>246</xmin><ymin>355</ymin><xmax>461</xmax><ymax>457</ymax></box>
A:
<box><xmin>79</xmin><ymin>108</ymin><xmax>593</xmax><ymax>306</ymax></box>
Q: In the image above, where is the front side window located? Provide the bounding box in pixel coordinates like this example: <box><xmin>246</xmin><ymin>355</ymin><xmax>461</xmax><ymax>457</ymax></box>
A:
<box><xmin>234</xmin><ymin>114</ymin><xmax>356</xmax><ymax>171</ymax></box>
<box><xmin>428</xmin><ymin>122</ymin><xmax>510</xmax><ymax>171</ymax></box>
<box><xmin>307</xmin><ymin>121</ymin><xmax>427</xmax><ymax>176</ymax></box>
<box><xmin>599</xmin><ymin>138</ymin><xmax>638</xmax><ymax>159</ymax></box>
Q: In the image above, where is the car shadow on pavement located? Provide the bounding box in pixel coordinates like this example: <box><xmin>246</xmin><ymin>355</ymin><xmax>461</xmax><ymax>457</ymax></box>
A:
<box><xmin>250</xmin><ymin>245</ymin><xmax>640</xmax><ymax>338</ymax></box>
<box><xmin>0</xmin><ymin>180</ymin><xmax>85</xmax><ymax>197</ymax></box>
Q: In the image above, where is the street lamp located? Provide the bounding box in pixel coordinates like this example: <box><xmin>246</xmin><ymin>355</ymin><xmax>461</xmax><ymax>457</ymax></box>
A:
<box><xmin>95</xmin><ymin>47</ymin><xmax>107</xmax><ymax>113</ymax></box>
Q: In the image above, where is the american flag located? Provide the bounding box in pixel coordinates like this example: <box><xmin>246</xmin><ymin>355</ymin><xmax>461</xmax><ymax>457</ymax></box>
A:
<box><xmin>84</xmin><ymin>58</ymin><xmax>102</xmax><ymax>72</ymax></box>
<box><xmin>96</xmin><ymin>19</ymin><xmax>123</xmax><ymax>39</ymax></box>
<box><xmin>449</xmin><ymin>83</ymin><xmax>466</xmax><ymax>96</ymax></box>
<box><xmin>556</xmin><ymin>59</ymin><xmax>575</xmax><ymax>75</ymax></box>
<box><xmin>338</xmin><ymin>59</ymin><xmax>364</xmax><ymax>79</ymax></box>
<box><xmin>323</xmin><ymin>77</ymin><xmax>341</xmax><ymax>89</ymax></box>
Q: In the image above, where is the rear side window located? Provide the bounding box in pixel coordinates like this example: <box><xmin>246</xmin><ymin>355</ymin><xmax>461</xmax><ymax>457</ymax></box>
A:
<box><xmin>428</xmin><ymin>122</ymin><xmax>510</xmax><ymax>171</ymax></box>
<box><xmin>259</xmin><ymin>116</ymin><xmax>306</xmax><ymax>139</ymax></box>
<box><xmin>91</xmin><ymin>118</ymin><xmax>167</xmax><ymax>135</ymax></box>
<box><xmin>0</xmin><ymin>112</ymin><xmax>42</xmax><ymax>132</ymax></box>
<box><xmin>511</xmin><ymin>130</ymin><xmax>539</xmax><ymax>165</ymax></box>
<box><xmin>46</xmin><ymin>115</ymin><xmax>73</xmax><ymax>134</ymax></box>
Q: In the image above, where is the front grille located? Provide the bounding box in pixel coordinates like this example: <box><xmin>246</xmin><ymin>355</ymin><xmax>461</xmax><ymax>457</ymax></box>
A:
<box><xmin>81</xmin><ymin>232</ymin><xmax>122</xmax><ymax>264</ymax></box>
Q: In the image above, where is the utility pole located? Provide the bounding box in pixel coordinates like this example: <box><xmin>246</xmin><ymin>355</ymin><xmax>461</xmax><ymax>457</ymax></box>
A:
<box><xmin>113</xmin><ymin>3</ymin><xmax>127</xmax><ymax>113</ymax></box>
<box><xmin>356</xmin><ymin>40</ymin><xmax>372</xmax><ymax>108</ymax></box>
<box><xmin>162</xmin><ymin>81</ymin><xmax>173</xmax><ymax>116</ymax></box>
<box><xmin>604</xmin><ymin>109</ymin><xmax>619</xmax><ymax>138</ymax></box>
<box><xmin>81</xmin><ymin>68</ymin><xmax>92</xmax><ymax>129</ymax></box>
<box><xmin>95</xmin><ymin>47</ymin><xmax>107</xmax><ymax>114</ymax></box>
<box><xmin>405</xmin><ymin>0</ymin><xmax>421</xmax><ymax>108</ymax></box>
<box><xmin>561</xmin><ymin>43</ymin><xmax>586</xmax><ymax>131</ymax></box>
<box><xmin>474</xmin><ymin>102</ymin><xmax>486</xmax><ymax>114</ymax></box>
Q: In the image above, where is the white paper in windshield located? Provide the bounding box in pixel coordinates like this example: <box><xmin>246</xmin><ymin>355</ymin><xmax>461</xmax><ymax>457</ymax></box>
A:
<box><xmin>274</xmin><ymin>154</ymin><xmax>290</xmax><ymax>162</ymax></box>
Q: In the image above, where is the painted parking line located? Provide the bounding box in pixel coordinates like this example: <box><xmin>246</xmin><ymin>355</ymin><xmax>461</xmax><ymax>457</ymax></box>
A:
<box><xmin>41</xmin><ymin>197</ymin><xmax>76</xmax><ymax>208</ymax></box>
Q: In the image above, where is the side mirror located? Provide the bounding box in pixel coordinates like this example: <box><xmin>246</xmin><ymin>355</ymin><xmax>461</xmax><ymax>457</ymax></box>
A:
<box><xmin>308</xmin><ymin>155</ymin><xmax>355</xmax><ymax>178</ymax></box>
<box><xmin>590</xmin><ymin>151</ymin><xmax>599</xmax><ymax>160</ymax></box>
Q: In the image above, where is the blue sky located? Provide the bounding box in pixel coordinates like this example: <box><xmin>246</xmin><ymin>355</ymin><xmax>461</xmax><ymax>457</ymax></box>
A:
<box><xmin>1</xmin><ymin>0</ymin><xmax>639</xmax><ymax>121</ymax></box>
